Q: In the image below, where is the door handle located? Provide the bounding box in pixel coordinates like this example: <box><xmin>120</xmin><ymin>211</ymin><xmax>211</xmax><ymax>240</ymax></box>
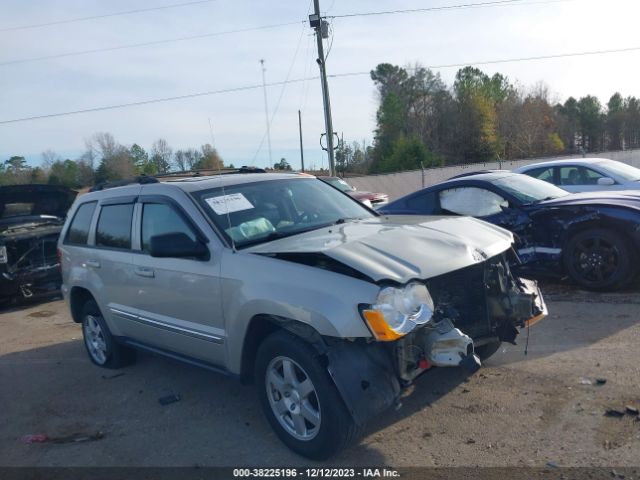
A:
<box><xmin>134</xmin><ymin>266</ymin><xmax>155</xmax><ymax>278</ymax></box>
<box><xmin>83</xmin><ymin>260</ymin><xmax>101</xmax><ymax>269</ymax></box>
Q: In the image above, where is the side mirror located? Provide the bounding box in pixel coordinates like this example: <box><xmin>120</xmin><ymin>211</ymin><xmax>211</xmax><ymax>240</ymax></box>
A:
<box><xmin>597</xmin><ymin>177</ymin><xmax>615</xmax><ymax>186</ymax></box>
<box><xmin>149</xmin><ymin>232</ymin><xmax>209</xmax><ymax>259</ymax></box>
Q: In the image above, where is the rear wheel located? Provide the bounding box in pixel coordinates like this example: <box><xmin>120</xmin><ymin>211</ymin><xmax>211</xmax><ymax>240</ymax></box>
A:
<box><xmin>563</xmin><ymin>229</ymin><xmax>635</xmax><ymax>291</ymax></box>
<box><xmin>255</xmin><ymin>330</ymin><xmax>361</xmax><ymax>459</ymax></box>
<box><xmin>81</xmin><ymin>300</ymin><xmax>136</xmax><ymax>369</ymax></box>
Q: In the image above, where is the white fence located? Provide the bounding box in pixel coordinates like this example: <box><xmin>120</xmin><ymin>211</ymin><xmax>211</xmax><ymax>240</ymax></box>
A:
<box><xmin>346</xmin><ymin>150</ymin><xmax>640</xmax><ymax>201</ymax></box>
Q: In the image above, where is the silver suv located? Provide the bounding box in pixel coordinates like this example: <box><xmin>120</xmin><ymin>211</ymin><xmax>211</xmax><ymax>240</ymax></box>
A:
<box><xmin>59</xmin><ymin>172</ymin><xmax>546</xmax><ymax>459</ymax></box>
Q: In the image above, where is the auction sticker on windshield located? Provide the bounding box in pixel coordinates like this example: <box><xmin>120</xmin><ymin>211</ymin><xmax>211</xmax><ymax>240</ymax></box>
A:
<box><xmin>205</xmin><ymin>193</ymin><xmax>254</xmax><ymax>215</ymax></box>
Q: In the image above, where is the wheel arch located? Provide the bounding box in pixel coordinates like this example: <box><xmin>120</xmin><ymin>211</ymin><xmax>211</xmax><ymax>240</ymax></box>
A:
<box><xmin>69</xmin><ymin>286</ymin><xmax>97</xmax><ymax>323</ymax></box>
<box><xmin>239</xmin><ymin>314</ymin><xmax>327</xmax><ymax>384</ymax></box>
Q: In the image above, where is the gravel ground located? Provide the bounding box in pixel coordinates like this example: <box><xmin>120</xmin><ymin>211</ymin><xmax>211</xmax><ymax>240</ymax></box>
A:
<box><xmin>0</xmin><ymin>283</ymin><xmax>639</xmax><ymax>468</ymax></box>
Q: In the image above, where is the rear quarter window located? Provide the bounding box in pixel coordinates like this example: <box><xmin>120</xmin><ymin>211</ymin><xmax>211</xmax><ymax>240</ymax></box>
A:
<box><xmin>96</xmin><ymin>204</ymin><xmax>134</xmax><ymax>249</ymax></box>
<box><xmin>65</xmin><ymin>202</ymin><xmax>97</xmax><ymax>245</ymax></box>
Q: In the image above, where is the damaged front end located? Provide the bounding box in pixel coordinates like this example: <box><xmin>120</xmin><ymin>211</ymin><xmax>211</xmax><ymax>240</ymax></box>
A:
<box><xmin>326</xmin><ymin>251</ymin><xmax>546</xmax><ymax>425</ymax></box>
<box><xmin>392</xmin><ymin>251</ymin><xmax>546</xmax><ymax>383</ymax></box>
<box><xmin>0</xmin><ymin>225</ymin><xmax>64</xmax><ymax>302</ymax></box>
<box><xmin>0</xmin><ymin>185</ymin><xmax>76</xmax><ymax>304</ymax></box>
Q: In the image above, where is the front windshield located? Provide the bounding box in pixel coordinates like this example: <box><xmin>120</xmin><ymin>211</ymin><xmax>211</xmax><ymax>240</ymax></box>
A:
<box><xmin>325</xmin><ymin>177</ymin><xmax>355</xmax><ymax>192</ymax></box>
<box><xmin>194</xmin><ymin>177</ymin><xmax>374</xmax><ymax>248</ymax></box>
<box><xmin>493</xmin><ymin>174</ymin><xmax>569</xmax><ymax>204</ymax></box>
<box><xmin>598</xmin><ymin>160</ymin><xmax>640</xmax><ymax>182</ymax></box>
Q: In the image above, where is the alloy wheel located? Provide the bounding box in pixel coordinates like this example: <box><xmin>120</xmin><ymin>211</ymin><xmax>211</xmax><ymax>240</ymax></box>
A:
<box><xmin>84</xmin><ymin>315</ymin><xmax>108</xmax><ymax>364</ymax></box>
<box><xmin>265</xmin><ymin>356</ymin><xmax>321</xmax><ymax>441</ymax></box>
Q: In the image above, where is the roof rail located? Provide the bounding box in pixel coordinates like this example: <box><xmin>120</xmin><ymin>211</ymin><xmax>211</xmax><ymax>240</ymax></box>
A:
<box><xmin>89</xmin><ymin>175</ymin><xmax>159</xmax><ymax>192</ymax></box>
<box><xmin>155</xmin><ymin>166</ymin><xmax>267</xmax><ymax>180</ymax></box>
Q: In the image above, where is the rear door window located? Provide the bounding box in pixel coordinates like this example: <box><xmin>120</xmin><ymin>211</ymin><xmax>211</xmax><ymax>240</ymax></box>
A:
<box><xmin>96</xmin><ymin>204</ymin><xmax>134</xmax><ymax>249</ymax></box>
<box><xmin>525</xmin><ymin>166</ymin><xmax>555</xmax><ymax>184</ymax></box>
<box><xmin>65</xmin><ymin>202</ymin><xmax>97</xmax><ymax>245</ymax></box>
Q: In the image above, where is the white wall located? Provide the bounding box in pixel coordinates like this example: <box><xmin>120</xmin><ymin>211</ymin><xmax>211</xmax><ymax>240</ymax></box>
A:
<box><xmin>346</xmin><ymin>150</ymin><xmax>640</xmax><ymax>201</ymax></box>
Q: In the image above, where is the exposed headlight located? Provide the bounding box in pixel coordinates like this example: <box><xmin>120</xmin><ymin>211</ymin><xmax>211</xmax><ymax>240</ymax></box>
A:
<box><xmin>361</xmin><ymin>282</ymin><xmax>434</xmax><ymax>341</ymax></box>
<box><xmin>0</xmin><ymin>246</ymin><xmax>7</xmax><ymax>264</ymax></box>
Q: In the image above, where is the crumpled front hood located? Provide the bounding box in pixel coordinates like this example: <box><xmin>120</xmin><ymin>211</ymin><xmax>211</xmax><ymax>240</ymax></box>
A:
<box><xmin>0</xmin><ymin>184</ymin><xmax>76</xmax><ymax>222</ymax></box>
<box><xmin>538</xmin><ymin>191</ymin><xmax>640</xmax><ymax>211</ymax></box>
<box><xmin>246</xmin><ymin>215</ymin><xmax>513</xmax><ymax>283</ymax></box>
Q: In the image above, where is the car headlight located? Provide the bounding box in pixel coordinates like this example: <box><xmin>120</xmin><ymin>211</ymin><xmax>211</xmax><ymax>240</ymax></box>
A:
<box><xmin>361</xmin><ymin>282</ymin><xmax>434</xmax><ymax>341</ymax></box>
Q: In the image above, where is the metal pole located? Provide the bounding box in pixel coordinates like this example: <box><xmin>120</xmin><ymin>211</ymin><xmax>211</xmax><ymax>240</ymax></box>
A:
<box><xmin>298</xmin><ymin>110</ymin><xmax>305</xmax><ymax>172</ymax></box>
<box><xmin>311</xmin><ymin>0</ymin><xmax>335</xmax><ymax>176</ymax></box>
<box><xmin>260</xmin><ymin>59</ymin><xmax>273</xmax><ymax>168</ymax></box>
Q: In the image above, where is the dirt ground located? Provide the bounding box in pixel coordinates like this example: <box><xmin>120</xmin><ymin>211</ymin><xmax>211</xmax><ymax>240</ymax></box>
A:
<box><xmin>0</xmin><ymin>282</ymin><xmax>639</xmax><ymax>468</ymax></box>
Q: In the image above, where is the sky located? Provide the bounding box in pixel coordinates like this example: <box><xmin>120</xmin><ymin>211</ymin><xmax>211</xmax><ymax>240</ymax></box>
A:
<box><xmin>1</xmin><ymin>0</ymin><xmax>639</xmax><ymax>171</ymax></box>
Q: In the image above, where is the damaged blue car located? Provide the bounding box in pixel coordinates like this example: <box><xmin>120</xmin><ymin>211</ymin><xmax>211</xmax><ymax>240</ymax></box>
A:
<box><xmin>379</xmin><ymin>172</ymin><xmax>640</xmax><ymax>291</ymax></box>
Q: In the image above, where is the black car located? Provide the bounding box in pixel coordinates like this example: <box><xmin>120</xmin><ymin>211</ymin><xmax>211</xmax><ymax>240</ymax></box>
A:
<box><xmin>0</xmin><ymin>184</ymin><xmax>76</xmax><ymax>305</ymax></box>
<box><xmin>379</xmin><ymin>172</ymin><xmax>640</xmax><ymax>291</ymax></box>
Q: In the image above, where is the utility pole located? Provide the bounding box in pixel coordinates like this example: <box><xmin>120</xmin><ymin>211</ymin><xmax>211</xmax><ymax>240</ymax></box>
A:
<box><xmin>260</xmin><ymin>59</ymin><xmax>273</xmax><ymax>168</ymax></box>
<box><xmin>309</xmin><ymin>0</ymin><xmax>336</xmax><ymax>176</ymax></box>
<box><xmin>298</xmin><ymin>110</ymin><xmax>305</xmax><ymax>172</ymax></box>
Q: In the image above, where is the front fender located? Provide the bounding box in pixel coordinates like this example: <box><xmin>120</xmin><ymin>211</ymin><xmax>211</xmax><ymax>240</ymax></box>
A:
<box><xmin>221</xmin><ymin>250</ymin><xmax>378</xmax><ymax>374</ymax></box>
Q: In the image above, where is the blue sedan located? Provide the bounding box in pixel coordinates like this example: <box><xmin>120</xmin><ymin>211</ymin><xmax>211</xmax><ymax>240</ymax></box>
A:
<box><xmin>379</xmin><ymin>172</ymin><xmax>640</xmax><ymax>291</ymax></box>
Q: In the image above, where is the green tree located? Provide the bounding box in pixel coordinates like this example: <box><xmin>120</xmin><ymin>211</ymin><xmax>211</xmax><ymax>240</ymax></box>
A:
<box><xmin>606</xmin><ymin>93</ymin><xmax>625</xmax><ymax>151</ymax></box>
<box><xmin>48</xmin><ymin>159</ymin><xmax>80</xmax><ymax>187</ymax></box>
<box><xmin>453</xmin><ymin>67</ymin><xmax>503</xmax><ymax>162</ymax></box>
<box><xmin>372</xmin><ymin>135</ymin><xmax>442</xmax><ymax>173</ymax></box>
<box><xmin>130</xmin><ymin>144</ymin><xmax>156</xmax><ymax>175</ymax></box>
<box><xmin>624</xmin><ymin>96</ymin><xmax>640</xmax><ymax>149</ymax></box>
<box><xmin>577</xmin><ymin>95</ymin><xmax>604</xmax><ymax>152</ymax></box>
<box><xmin>273</xmin><ymin>158</ymin><xmax>292</xmax><ymax>170</ymax></box>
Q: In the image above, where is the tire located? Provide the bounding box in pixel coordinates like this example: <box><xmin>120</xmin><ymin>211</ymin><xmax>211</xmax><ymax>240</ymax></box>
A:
<box><xmin>475</xmin><ymin>341</ymin><xmax>501</xmax><ymax>361</ymax></box>
<box><xmin>255</xmin><ymin>330</ymin><xmax>362</xmax><ymax>460</ymax></box>
<box><xmin>563</xmin><ymin>228</ymin><xmax>636</xmax><ymax>291</ymax></box>
<box><xmin>81</xmin><ymin>300</ymin><xmax>136</xmax><ymax>369</ymax></box>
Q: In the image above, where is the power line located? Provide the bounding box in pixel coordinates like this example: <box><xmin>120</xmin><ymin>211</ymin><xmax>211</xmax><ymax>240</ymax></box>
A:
<box><xmin>329</xmin><ymin>0</ymin><xmax>572</xmax><ymax>18</ymax></box>
<box><xmin>327</xmin><ymin>46</ymin><xmax>640</xmax><ymax>78</ymax></box>
<box><xmin>0</xmin><ymin>78</ymin><xmax>315</xmax><ymax>125</ymax></box>
<box><xmin>0</xmin><ymin>0</ymin><xmax>218</xmax><ymax>33</ymax></box>
<box><xmin>2</xmin><ymin>45</ymin><xmax>639</xmax><ymax>125</ymax></box>
<box><xmin>0</xmin><ymin>21</ymin><xmax>303</xmax><ymax>67</ymax></box>
<box><xmin>0</xmin><ymin>0</ymin><xmax>574</xmax><ymax>67</ymax></box>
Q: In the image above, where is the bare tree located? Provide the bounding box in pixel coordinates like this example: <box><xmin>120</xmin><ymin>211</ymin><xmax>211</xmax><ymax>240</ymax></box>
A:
<box><xmin>184</xmin><ymin>148</ymin><xmax>201</xmax><ymax>170</ymax></box>
<box><xmin>174</xmin><ymin>150</ymin><xmax>187</xmax><ymax>172</ymax></box>
<box><xmin>151</xmin><ymin>138</ymin><xmax>173</xmax><ymax>173</ymax></box>
<box><xmin>41</xmin><ymin>149</ymin><xmax>60</xmax><ymax>171</ymax></box>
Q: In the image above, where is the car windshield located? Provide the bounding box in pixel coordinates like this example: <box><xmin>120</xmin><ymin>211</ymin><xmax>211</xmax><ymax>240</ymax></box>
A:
<box><xmin>597</xmin><ymin>160</ymin><xmax>640</xmax><ymax>182</ymax></box>
<box><xmin>492</xmin><ymin>174</ymin><xmax>569</xmax><ymax>204</ymax></box>
<box><xmin>193</xmin><ymin>177</ymin><xmax>374</xmax><ymax>248</ymax></box>
<box><xmin>324</xmin><ymin>177</ymin><xmax>355</xmax><ymax>192</ymax></box>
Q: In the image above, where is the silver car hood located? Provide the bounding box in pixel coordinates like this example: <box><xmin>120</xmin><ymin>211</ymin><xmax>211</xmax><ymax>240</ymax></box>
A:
<box><xmin>246</xmin><ymin>215</ymin><xmax>514</xmax><ymax>283</ymax></box>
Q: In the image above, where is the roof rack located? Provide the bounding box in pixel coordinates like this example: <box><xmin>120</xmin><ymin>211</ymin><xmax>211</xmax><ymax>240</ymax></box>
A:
<box><xmin>89</xmin><ymin>175</ymin><xmax>159</xmax><ymax>192</ymax></box>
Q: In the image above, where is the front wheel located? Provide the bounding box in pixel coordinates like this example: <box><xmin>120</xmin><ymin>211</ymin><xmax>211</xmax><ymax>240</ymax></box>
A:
<box><xmin>563</xmin><ymin>229</ymin><xmax>635</xmax><ymax>291</ymax></box>
<box><xmin>255</xmin><ymin>330</ymin><xmax>361</xmax><ymax>459</ymax></box>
